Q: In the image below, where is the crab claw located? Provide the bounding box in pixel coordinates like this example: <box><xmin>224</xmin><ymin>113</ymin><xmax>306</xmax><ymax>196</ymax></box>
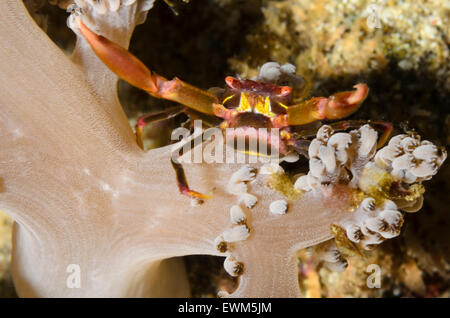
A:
<box><xmin>285</xmin><ymin>83</ymin><xmax>369</xmax><ymax>126</ymax></box>
<box><xmin>323</xmin><ymin>84</ymin><xmax>369</xmax><ymax>119</ymax></box>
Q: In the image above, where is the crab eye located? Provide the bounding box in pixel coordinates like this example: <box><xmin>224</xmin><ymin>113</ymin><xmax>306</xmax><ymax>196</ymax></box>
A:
<box><xmin>279</xmin><ymin>86</ymin><xmax>292</xmax><ymax>96</ymax></box>
<box><xmin>225</xmin><ymin>76</ymin><xmax>240</xmax><ymax>89</ymax></box>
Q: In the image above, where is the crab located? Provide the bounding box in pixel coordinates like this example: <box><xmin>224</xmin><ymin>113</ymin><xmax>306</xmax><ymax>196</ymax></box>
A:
<box><xmin>77</xmin><ymin>20</ymin><xmax>392</xmax><ymax>201</ymax></box>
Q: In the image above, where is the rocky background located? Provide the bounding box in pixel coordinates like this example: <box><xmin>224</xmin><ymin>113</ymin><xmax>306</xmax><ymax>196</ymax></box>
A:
<box><xmin>1</xmin><ymin>0</ymin><xmax>448</xmax><ymax>297</ymax></box>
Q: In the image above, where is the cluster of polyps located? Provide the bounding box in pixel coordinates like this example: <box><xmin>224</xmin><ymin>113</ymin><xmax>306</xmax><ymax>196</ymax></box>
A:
<box><xmin>220</xmin><ymin>164</ymin><xmax>292</xmax><ymax>278</ymax></box>
<box><xmin>375</xmin><ymin>133</ymin><xmax>446</xmax><ymax>184</ymax></box>
<box><xmin>294</xmin><ymin>124</ymin><xmax>379</xmax><ymax>191</ymax></box>
<box><xmin>66</xmin><ymin>0</ymin><xmax>155</xmax><ymax>29</ymax></box>
<box><xmin>227</xmin><ymin>165</ymin><xmax>258</xmax><ymax>209</ymax></box>
<box><xmin>215</xmin><ymin>166</ymin><xmax>259</xmax><ymax>277</ymax></box>
<box><xmin>215</xmin><ymin>204</ymin><xmax>250</xmax><ymax>277</ymax></box>
<box><xmin>339</xmin><ymin>199</ymin><xmax>404</xmax><ymax>250</ymax></box>
<box><xmin>295</xmin><ymin>124</ymin><xmax>446</xmax><ymax>253</ymax></box>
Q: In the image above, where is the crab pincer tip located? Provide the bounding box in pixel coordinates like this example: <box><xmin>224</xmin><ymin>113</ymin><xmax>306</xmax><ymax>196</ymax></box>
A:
<box><xmin>181</xmin><ymin>188</ymin><xmax>211</xmax><ymax>200</ymax></box>
<box><xmin>348</xmin><ymin>83</ymin><xmax>369</xmax><ymax>105</ymax></box>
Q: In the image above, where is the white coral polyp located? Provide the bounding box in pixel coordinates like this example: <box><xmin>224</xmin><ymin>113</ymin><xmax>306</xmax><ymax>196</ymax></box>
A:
<box><xmin>222</xmin><ymin>225</ymin><xmax>250</xmax><ymax>243</ymax></box>
<box><xmin>316</xmin><ymin>241</ymin><xmax>348</xmax><ymax>272</ymax></box>
<box><xmin>223</xmin><ymin>256</ymin><xmax>243</xmax><ymax>277</ymax></box>
<box><xmin>294</xmin><ymin>175</ymin><xmax>311</xmax><ymax>191</ymax></box>
<box><xmin>257</xmin><ymin>62</ymin><xmax>297</xmax><ymax>83</ymax></box>
<box><xmin>260</xmin><ymin>163</ymin><xmax>284</xmax><ymax>175</ymax></box>
<box><xmin>328</xmin><ymin>132</ymin><xmax>352</xmax><ymax>164</ymax></box>
<box><xmin>269</xmin><ymin>200</ymin><xmax>288</xmax><ymax>215</ymax></box>
<box><xmin>230</xmin><ymin>205</ymin><xmax>246</xmax><ymax>225</ymax></box>
<box><xmin>257</xmin><ymin>62</ymin><xmax>283</xmax><ymax>82</ymax></box>
<box><xmin>255</xmin><ymin>62</ymin><xmax>305</xmax><ymax>90</ymax></box>
<box><xmin>238</xmin><ymin>193</ymin><xmax>258</xmax><ymax>208</ymax></box>
<box><xmin>357</xmin><ymin>125</ymin><xmax>378</xmax><ymax>158</ymax></box>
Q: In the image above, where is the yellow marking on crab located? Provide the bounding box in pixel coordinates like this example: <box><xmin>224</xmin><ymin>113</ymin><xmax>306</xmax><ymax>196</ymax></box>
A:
<box><xmin>222</xmin><ymin>95</ymin><xmax>235</xmax><ymax>104</ymax></box>
<box><xmin>236</xmin><ymin>149</ymin><xmax>278</xmax><ymax>158</ymax></box>
<box><xmin>236</xmin><ymin>92</ymin><xmax>252</xmax><ymax>112</ymax></box>
<box><xmin>254</xmin><ymin>95</ymin><xmax>268</xmax><ymax>114</ymax></box>
<box><xmin>256</xmin><ymin>96</ymin><xmax>275</xmax><ymax>117</ymax></box>
<box><xmin>236</xmin><ymin>93</ymin><xmax>276</xmax><ymax>117</ymax></box>
<box><xmin>278</xmin><ymin>102</ymin><xmax>289</xmax><ymax>110</ymax></box>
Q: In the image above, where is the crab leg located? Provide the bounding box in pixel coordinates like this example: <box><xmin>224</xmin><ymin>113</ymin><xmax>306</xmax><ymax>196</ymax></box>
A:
<box><xmin>134</xmin><ymin>106</ymin><xmax>210</xmax><ymax>200</ymax></box>
<box><xmin>171</xmin><ymin>132</ymin><xmax>211</xmax><ymax>200</ymax></box>
<box><xmin>171</xmin><ymin>159</ymin><xmax>211</xmax><ymax>200</ymax></box>
<box><xmin>135</xmin><ymin>106</ymin><xmax>184</xmax><ymax>150</ymax></box>
<box><xmin>272</xmin><ymin>84</ymin><xmax>369</xmax><ymax>127</ymax></box>
<box><xmin>78</xmin><ymin>21</ymin><xmax>218</xmax><ymax>115</ymax></box>
<box><xmin>183</xmin><ymin>109</ymin><xmax>223</xmax><ymax>129</ymax></box>
<box><xmin>289</xmin><ymin>138</ymin><xmax>311</xmax><ymax>159</ymax></box>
